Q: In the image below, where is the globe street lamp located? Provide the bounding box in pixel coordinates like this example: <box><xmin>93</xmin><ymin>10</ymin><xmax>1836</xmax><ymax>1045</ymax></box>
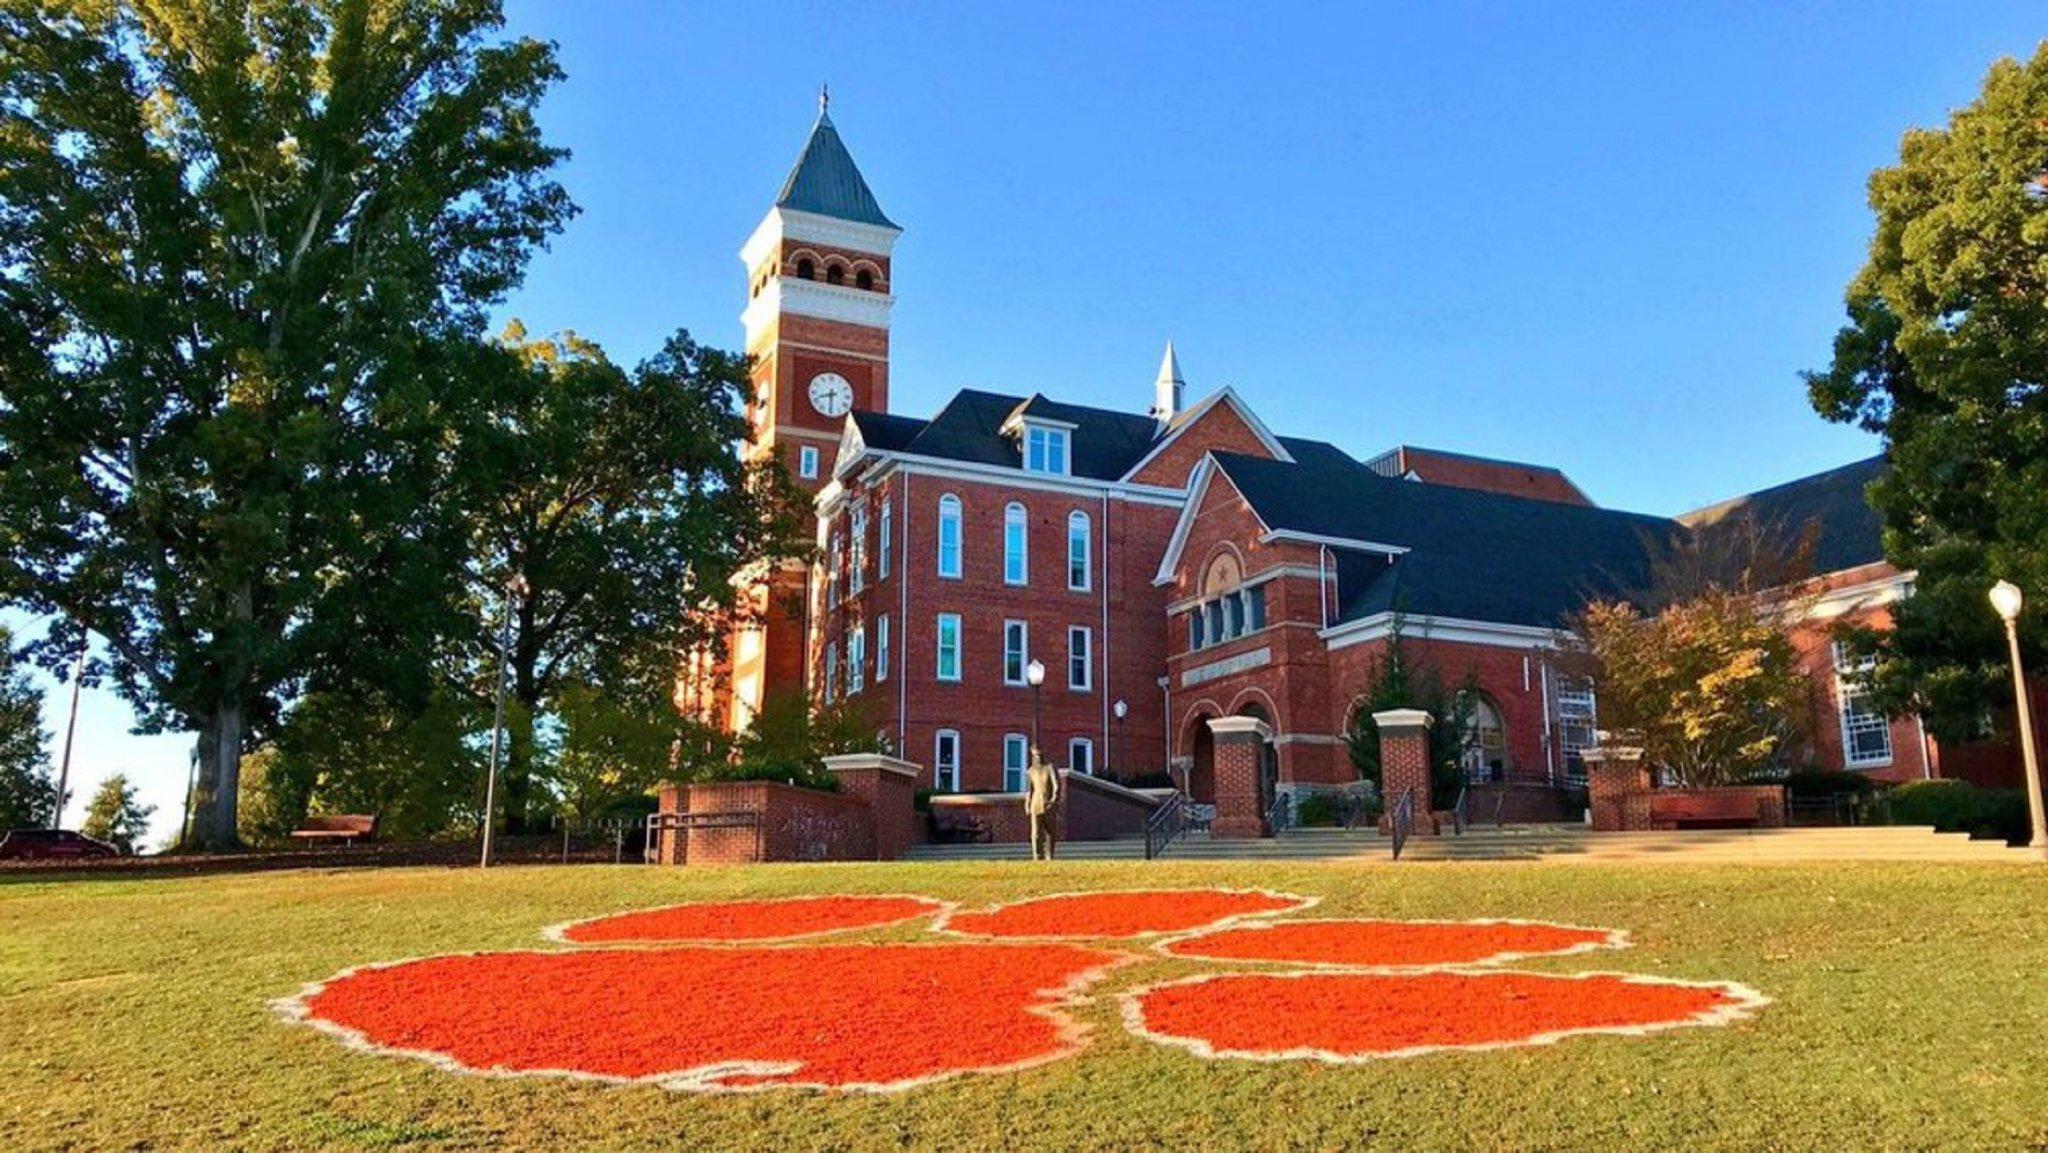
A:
<box><xmin>1025</xmin><ymin>658</ymin><xmax>1047</xmax><ymax>754</ymax></box>
<box><xmin>1112</xmin><ymin>698</ymin><xmax>1129</xmax><ymax>780</ymax></box>
<box><xmin>481</xmin><ymin>572</ymin><xmax>530</xmax><ymax>869</ymax></box>
<box><xmin>1989</xmin><ymin>580</ymin><xmax>2047</xmax><ymax>856</ymax></box>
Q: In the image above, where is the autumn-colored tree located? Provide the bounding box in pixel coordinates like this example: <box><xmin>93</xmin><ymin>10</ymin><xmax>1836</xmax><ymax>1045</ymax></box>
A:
<box><xmin>1567</xmin><ymin>592</ymin><xmax>1812</xmax><ymax>786</ymax></box>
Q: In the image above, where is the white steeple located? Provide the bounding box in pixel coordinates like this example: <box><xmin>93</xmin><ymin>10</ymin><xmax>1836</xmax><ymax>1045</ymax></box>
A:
<box><xmin>1152</xmin><ymin>340</ymin><xmax>1185</xmax><ymax>421</ymax></box>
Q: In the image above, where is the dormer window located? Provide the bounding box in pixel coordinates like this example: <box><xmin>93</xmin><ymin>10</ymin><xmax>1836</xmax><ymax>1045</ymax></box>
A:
<box><xmin>1024</xmin><ymin>423</ymin><xmax>1070</xmax><ymax>475</ymax></box>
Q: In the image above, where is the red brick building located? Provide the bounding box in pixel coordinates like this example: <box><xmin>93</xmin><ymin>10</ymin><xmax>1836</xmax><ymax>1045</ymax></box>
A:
<box><xmin>721</xmin><ymin>105</ymin><xmax>2021</xmax><ymax>806</ymax></box>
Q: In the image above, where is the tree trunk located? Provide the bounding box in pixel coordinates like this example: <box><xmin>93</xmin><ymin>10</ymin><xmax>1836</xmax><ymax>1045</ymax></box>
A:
<box><xmin>183</xmin><ymin>700</ymin><xmax>244</xmax><ymax>850</ymax></box>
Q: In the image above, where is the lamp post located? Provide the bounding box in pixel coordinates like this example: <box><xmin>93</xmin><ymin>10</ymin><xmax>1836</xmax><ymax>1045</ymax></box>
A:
<box><xmin>1112</xmin><ymin>698</ymin><xmax>1128</xmax><ymax>781</ymax></box>
<box><xmin>481</xmin><ymin>572</ymin><xmax>530</xmax><ymax>869</ymax></box>
<box><xmin>1025</xmin><ymin>659</ymin><xmax>1046</xmax><ymax>754</ymax></box>
<box><xmin>1989</xmin><ymin>580</ymin><xmax>2047</xmax><ymax>856</ymax></box>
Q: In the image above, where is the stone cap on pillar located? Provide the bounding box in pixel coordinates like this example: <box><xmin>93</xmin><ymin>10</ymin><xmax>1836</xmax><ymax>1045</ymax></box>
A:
<box><xmin>1581</xmin><ymin>745</ymin><xmax>1646</xmax><ymax>765</ymax></box>
<box><xmin>821</xmin><ymin>753</ymin><xmax>924</xmax><ymax>780</ymax></box>
<box><xmin>1370</xmin><ymin>708</ymin><xmax>1433</xmax><ymax>733</ymax></box>
<box><xmin>1206</xmin><ymin>715</ymin><xmax>1273</xmax><ymax>743</ymax></box>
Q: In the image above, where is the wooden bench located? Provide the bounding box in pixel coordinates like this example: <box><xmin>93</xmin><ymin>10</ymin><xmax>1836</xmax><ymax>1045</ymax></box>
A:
<box><xmin>289</xmin><ymin>814</ymin><xmax>377</xmax><ymax>844</ymax></box>
<box><xmin>1647</xmin><ymin>791</ymin><xmax>1771</xmax><ymax>830</ymax></box>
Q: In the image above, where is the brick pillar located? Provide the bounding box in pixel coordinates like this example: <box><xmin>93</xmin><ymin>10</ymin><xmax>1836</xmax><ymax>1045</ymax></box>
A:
<box><xmin>823</xmin><ymin>754</ymin><xmax>922</xmax><ymax>860</ymax></box>
<box><xmin>654</xmin><ymin>783</ymin><xmax>686</xmax><ymax>865</ymax></box>
<box><xmin>1207</xmin><ymin>716</ymin><xmax>1273</xmax><ymax>839</ymax></box>
<box><xmin>1584</xmin><ymin>743</ymin><xmax>1648</xmax><ymax>832</ymax></box>
<box><xmin>1372</xmin><ymin>709</ymin><xmax>1436</xmax><ymax>836</ymax></box>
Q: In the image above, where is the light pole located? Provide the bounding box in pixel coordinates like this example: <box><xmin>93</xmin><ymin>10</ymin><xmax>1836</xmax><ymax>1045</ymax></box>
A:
<box><xmin>1026</xmin><ymin>659</ymin><xmax>1046</xmax><ymax>755</ymax></box>
<box><xmin>1989</xmin><ymin>580</ymin><xmax>2047</xmax><ymax>856</ymax></box>
<box><xmin>1112</xmin><ymin>698</ymin><xmax>1128</xmax><ymax>781</ymax></box>
<box><xmin>481</xmin><ymin>572</ymin><xmax>530</xmax><ymax>869</ymax></box>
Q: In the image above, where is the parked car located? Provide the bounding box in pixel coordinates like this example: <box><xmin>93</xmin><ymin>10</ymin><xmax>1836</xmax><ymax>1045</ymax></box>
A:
<box><xmin>0</xmin><ymin>828</ymin><xmax>122</xmax><ymax>861</ymax></box>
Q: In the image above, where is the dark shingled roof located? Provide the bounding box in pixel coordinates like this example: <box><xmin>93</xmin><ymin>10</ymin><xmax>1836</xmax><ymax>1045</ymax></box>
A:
<box><xmin>1210</xmin><ymin>450</ymin><xmax>1680</xmax><ymax>629</ymax></box>
<box><xmin>775</xmin><ymin>112</ymin><xmax>897</xmax><ymax>229</ymax></box>
<box><xmin>1677</xmin><ymin>455</ymin><xmax>1887</xmax><ymax>574</ymax></box>
<box><xmin>848</xmin><ymin>410</ymin><xmax>927</xmax><ymax>453</ymax></box>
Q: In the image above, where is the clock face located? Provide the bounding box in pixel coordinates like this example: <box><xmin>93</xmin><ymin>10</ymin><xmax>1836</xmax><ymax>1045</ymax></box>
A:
<box><xmin>808</xmin><ymin>372</ymin><xmax>854</xmax><ymax>418</ymax></box>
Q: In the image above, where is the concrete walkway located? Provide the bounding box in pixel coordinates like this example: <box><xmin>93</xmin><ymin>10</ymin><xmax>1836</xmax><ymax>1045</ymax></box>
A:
<box><xmin>903</xmin><ymin>824</ymin><xmax>2036</xmax><ymax>864</ymax></box>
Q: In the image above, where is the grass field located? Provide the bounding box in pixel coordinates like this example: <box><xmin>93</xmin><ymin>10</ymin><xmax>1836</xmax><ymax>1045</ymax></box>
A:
<box><xmin>3</xmin><ymin>860</ymin><xmax>2045</xmax><ymax>1151</ymax></box>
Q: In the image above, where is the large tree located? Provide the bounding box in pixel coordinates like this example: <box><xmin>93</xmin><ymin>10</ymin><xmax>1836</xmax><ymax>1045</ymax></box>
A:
<box><xmin>1805</xmin><ymin>44</ymin><xmax>2048</xmax><ymax>740</ymax></box>
<box><xmin>0</xmin><ymin>625</ymin><xmax>57</xmax><ymax>828</ymax></box>
<box><xmin>0</xmin><ymin>2</ymin><xmax>572</xmax><ymax>846</ymax></box>
<box><xmin>463</xmin><ymin>327</ymin><xmax>805</xmax><ymax>832</ymax></box>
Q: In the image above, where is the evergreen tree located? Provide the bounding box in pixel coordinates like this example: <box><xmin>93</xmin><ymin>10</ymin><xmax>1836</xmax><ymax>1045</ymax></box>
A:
<box><xmin>80</xmin><ymin>774</ymin><xmax>153</xmax><ymax>853</ymax></box>
<box><xmin>0</xmin><ymin>626</ymin><xmax>56</xmax><ymax>828</ymax></box>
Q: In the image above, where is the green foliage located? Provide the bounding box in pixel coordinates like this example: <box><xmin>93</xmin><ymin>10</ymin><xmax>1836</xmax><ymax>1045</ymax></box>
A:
<box><xmin>0</xmin><ymin>1</ymin><xmax>574</xmax><ymax>847</ymax></box>
<box><xmin>1872</xmin><ymin>779</ymin><xmax>2032</xmax><ymax>845</ymax></box>
<box><xmin>1804</xmin><ymin>45</ymin><xmax>2048</xmax><ymax>740</ymax></box>
<box><xmin>459</xmin><ymin>325</ymin><xmax>806</xmax><ymax>832</ymax></box>
<box><xmin>1342</xmin><ymin>629</ymin><xmax>1476</xmax><ymax>808</ymax></box>
<box><xmin>1294</xmin><ymin>793</ymin><xmax>1341</xmax><ymax>828</ymax></box>
<box><xmin>79</xmin><ymin>774</ymin><xmax>152</xmax><ymax>853</ymax></box>
<box><xmin>543</xmin><ymin>684</ymin><xmax>706</xmax><ymax>821</ymax></box>
<box><xmin>717</xmin><ymin>689</ymin><xmax>887</xmax><ymax>790</ymax></box>
<box><xmin>0</xmin><ymin>627</ymin><xmax>56</xmax><ymax>828</ymax></box>
<box><xmin>235</xmin><ymin>746</ymin><xmax>313</xmax><ymax>846</ymax></box>
<box><xmin>270</xmin><ymin>690</ymin><xmax>483</xmax><ymax>841</ymax></box>
<box><xmin>1772</xmin><ymin>768</ymin><xmax>1879</xmax><ymax>799</ymax></box>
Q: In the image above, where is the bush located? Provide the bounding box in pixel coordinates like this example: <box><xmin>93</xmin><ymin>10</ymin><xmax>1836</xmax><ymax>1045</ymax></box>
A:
<box><xmin>1774</xmin><ymin>769</ymin><xmax>1879</xmax><ymax>799</ymax></box>
<box><xmin>1295</xmin><ymin>794</ymin><xmax>1340</xmax><ymax>827</ymax></box>
<box><xmin>1876</xmin><ymin>780</ymin><xmax>2031</xmax><ymax>845</ymax></box>
<box><xmin>1118</xmin><ymin>771</ymin><xmax>1179</xmax><ymax>791</ymax></box>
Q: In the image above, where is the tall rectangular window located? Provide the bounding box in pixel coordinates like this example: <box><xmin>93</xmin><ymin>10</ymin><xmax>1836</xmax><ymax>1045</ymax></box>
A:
<box><xmin>1067</xmin><ymin>511</ymin><xmax>1091</xmax><ymax>591</ymax></box>
<box><xmin>1189</xmin><ymin>611</ymin><xmax>1205</xmax><ymax>652</ymax></box>
<box><xmin>933</xmin><ymin>729</ymin><xmax>960</xmax><ymax>792</ymax></box>
<box><xmin>1004</xmin><ymin>503</ymin><xmax>1028</xmax><ymax>586</ymax></box>
<box><xmin>846</xmin><ymin>625</ymin><xmax>865</xmax><ymax>695</ymax></box>
<box><xmin>878</xmin><ymin>500</ymin><xmax>891</xmax><ymax>581</ymax></box>
<box><xmin>1557</xmin><ymin>684</ymin><xmax>1597</xmax><ymax>781</ymax></box>
<box><xmin>798</xmin><ymin>445</ymin><xmax>819</xmax><ymax>480</ymax></box>
<box><xmin>1003</xmin><ymin>620</ymin><xmax>1029</xmax><ymax>685</ymax></box>
<box><xmin>1833</xmin><ymin>643</ymin><xmax>1893</xmax><ymax>767</ymax></box>
<box><xmin>1247</xmin><ymin>584</ymin><xmax>1268</xmax><ymax>631</ymax></box>
<box><xmin>848</xmin><ymin>505</ymin><xmax>867</xmax><ymax>596</ymax></box>
<box><xmin>876</xmin><ymin>614</ymin><xmax>890</xmax><ymax>682</ymax></box>
<box><xmin>826</xmin><ymin>533</ymin><xmax>841</xmax><ymax>609</ymax></box>
<box><xmin>935</xmin><ymin>613</ymin><xmax>961</xmax><ymax>682</ymax></box>
<box><xmin>1068</xmin><ymin>626</ymin><xmax>1092</xmax><ymax>691</ymax></box>
<box><xmin>1024</xmin><ymin>425</ymin><xmax>1069</xmax><ymax>474</ymax></box>
<box><xmin>1004</xmin><ymin>734</ymin><xmax>1030</xmax><ymax>792</ymax></box>
<box><xmin>822</xmin><ymin>641</ymin><xmax>838</xmax><ymax>703</ymax></box>
<box><xmin>937</xmin><ymin>495</ymin><xmax>962</xmax><ymax>579</ymax></box>
<box><xmin>1068</xmin><ymin>737</ymin><xmax>1094</xmax><ymax>776</ymax></box>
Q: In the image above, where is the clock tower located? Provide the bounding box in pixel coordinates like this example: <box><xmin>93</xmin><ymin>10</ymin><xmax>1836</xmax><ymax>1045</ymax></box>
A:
<box><xmin>724</xmin><ymin>95</ymin><xmax>899</xmax><ymax>731</ymax></box>
<box><xmin>737</xmin><ymin>93</ymin><xmax>900</xmax><ymax>490</ymax></box>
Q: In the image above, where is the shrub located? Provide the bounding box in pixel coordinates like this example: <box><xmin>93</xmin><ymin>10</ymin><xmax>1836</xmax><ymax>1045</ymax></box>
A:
<box><xmin>1773</xmin><ymin>769</ymin><xmax>1878</xmax><ymax>798</ymax></box>
<box><xmin>1119</xmin><ymin>771</ymin><xmax>1179</xmax><ymax>791</ymax></box>
<box><xmin>1295</xmin><ymin>794</ymin><xmax>1340</xmax><ymax>828</ymax></box>
<box><xmin>1875</xmin><ymin>780</ymin><xmax>2031</xmax><ymax>845</ymax></box>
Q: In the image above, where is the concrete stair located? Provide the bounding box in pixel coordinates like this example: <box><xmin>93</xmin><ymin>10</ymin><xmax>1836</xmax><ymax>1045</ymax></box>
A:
<box><xmin>901</xmin><ymin>824</ymin><xmax>2036</xmax><ymax>864</ymax></box>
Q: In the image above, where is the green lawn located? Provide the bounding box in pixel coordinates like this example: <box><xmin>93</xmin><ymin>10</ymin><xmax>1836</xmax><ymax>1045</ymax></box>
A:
<box><xmin>2</xmin><ymin>860</ymin><xmax>2044</xmax><ymax>1151</ymax></box>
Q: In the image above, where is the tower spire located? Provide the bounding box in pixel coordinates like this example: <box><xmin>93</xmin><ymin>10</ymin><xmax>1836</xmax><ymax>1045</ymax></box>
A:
<box><xmin>1153</xmin><ymin>340</ymin><xmax>1185</xmax><ymax>421</ymax></box>
<box><xmin>819</xmin><ymin>82</ymin><xmax>830</xmax><ymax>116</ymax></box>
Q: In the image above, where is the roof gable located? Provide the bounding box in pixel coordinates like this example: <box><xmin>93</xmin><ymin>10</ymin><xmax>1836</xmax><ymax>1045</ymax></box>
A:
<box><xmin>1121</xmin><ymin>387</ymin><xmax>1294</xmax><ymax>487</ymax></box>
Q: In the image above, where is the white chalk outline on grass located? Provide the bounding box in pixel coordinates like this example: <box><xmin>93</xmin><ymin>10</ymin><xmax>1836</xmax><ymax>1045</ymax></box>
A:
<box><xmin>1117</xmin><ymin>966</ymin><xmax>1771</xmax><ymax>1065</ymax></box>
<box><xmin>271</xmin><ymin>942</ymin><xmax>1141</xmax><ymax>1095</ymax></box>
<box><xmin>539</xmin><ymin>893</ymin><xmax>956</xmax><ymax>946</ymax></box>
<box><xmin>1153</xmin><ymin>917</ymin><xmax>1632</xmax><ymax>971</ymax></box>
<box><xmin>931</xmin><ymin>887</ymin><xmax>1318</xmax><ymax>941</ymax></box>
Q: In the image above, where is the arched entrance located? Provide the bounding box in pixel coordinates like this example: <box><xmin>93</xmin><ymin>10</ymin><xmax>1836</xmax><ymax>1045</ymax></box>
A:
<box><xmin>1186</xmin><ymin>713</ymin><xmax>1217</xmax><ymax>803</ymax></box>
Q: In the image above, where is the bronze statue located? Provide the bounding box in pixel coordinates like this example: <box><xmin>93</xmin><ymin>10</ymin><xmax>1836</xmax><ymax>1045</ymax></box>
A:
<box><xmin>1023</xmin><ymin>746</ymin><xmax>1061</xmax><ymax>861</ymax></box>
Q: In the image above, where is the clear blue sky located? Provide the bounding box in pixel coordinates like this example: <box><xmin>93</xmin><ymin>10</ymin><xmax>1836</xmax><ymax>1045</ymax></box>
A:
<box><xmin>26</xmin><ymin>2</ymin><xmax>2044</xmax><ymax>842</ymax></box>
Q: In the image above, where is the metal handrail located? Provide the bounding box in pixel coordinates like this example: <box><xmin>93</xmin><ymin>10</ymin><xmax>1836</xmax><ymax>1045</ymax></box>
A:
<box><xmin>1264</xmin><ymin>790</ymin><xmax>1292</xmax><ymax>834</ymax></box>
<box><xmin>1144</xmin><ymin>792</ymin><xmax>1192</xmax><ymax>860</ymax></box>
<box><xmin>1390</xmin><ymin>789</ymin><xmax>1415</xmax><ymax>860</ymax></box>
<box><xmin>644</xmin><ymin>809</ymin><xmax>763</xmax><ymax>865</ymax></box>
<box><xmin>1452</xmin><ymin>787</ymin><xmax>1469</xmax><ymax>836</ymax></box>
<box><xmin>1490</xmin><ymin>788</ymin><xmax>1508</xmax><ymax>827</ymax></box>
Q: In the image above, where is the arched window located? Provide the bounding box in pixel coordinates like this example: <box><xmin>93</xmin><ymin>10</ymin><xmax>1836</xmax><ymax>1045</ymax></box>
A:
<box><xmin>1004</xmin><ymin>502</ymin><xmax>1028</xmax><ymax>586</ymax></box>
<box><xmin>795</xmin><ymin>258</ymin><xmax>815</xmax><ymax>280</ymax></box>
<box><xmin>856</xmin><ymin>268</ymin><xmax>875</xmax><ymax>291</ymax></box>
<box><xmin>1067</xmin><ymin>511</ymin><xmax>1091</xmax><ymax>591</ymax></box>
<box><xmin>936</xmin><ymin>494</ymin><xmax>962</xmax><ymax>578</ymax></box>
<box><xmin>1458</xmin><ymin>693</ymin><xmax>1508</xmax><ymax>781</ymax></box>
<box><xmin>825</xmin><ymin>263</ymin><xmax>845</xmax><ymax>285</ymax></box>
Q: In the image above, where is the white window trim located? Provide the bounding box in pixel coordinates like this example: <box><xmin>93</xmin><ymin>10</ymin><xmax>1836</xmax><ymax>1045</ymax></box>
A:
<box><xmin>876</xmin><ymin>614</ymin><xmax>889</xmax><ymax>682</ymax></box>
<box><xmin>878</xmin><ymin>500</ymin><xmax>891</xmax><ymax>580</ymax></box>
<box><xmin>1004</xmin><ymin>502</ymin><xmax>1029</xmax><ymax>586</ymax></box>
<box><xmin>1003</xmin><ymin>733</ymin><xmax>1030</xmax><ymax>792</ymax></box>
<box><xmin>1067</xmin><ymin>625</ymin><xmax>1093</xmax><ymax>691</ymax></box>
<box><xmin>935</xmin><ymin>613</ymin><xmax>962</xmax><ymax>682</ymax></box>
<box><xmin>937</xmin><ymin>494</ymin><xmax>963</xmax><ymax>580</ymax></box>
<box><xmin>1003</xmin><ymin>619</ymin><xmax>1030</xmax><ymax>686</ymax></box>
<box><xmin>821</xmin><ymin>641</ymin><xmax>838</xmax><ymax>703</ymax></box>
<box><xmin>933</xmin><ymin>728</ymin><xmax>960</xmax><ymax>792</ymax></box>
<box><xmin>1067</xmin><ymin>510</ymin><xmax>1091</xmax><ymax>592</ymax></box>
<box><xmin>1832</xmin><ymin>642</ymin><xmax>1894</xmax><ymax>768</ymax></box>
<box><xmin>846</xmin><ymin>625</ymin><xmax>865</xmax><ymax>695</ymax></box>
<box><xmin>849</xmin><ymin>506</ymin><xmax>867</xmax><ymax>596</ymax></box>
<box><xmin>798</xmin><ymin>445</ymin><xmax>820</xmax><ymax>480</ymax></box>
<box><xmin>1068</xmin><ymin>737</ymin><xmax>1094</xmax><ymax>776</ymax></box>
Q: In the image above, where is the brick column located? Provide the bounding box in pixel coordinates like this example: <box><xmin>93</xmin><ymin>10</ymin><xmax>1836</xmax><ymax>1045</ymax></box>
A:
<box><xmin>1583</xmin><ymin>742</ymin><xmax>1648</xmax><ymax>832</ymax></box>
<box><xmin>1207</xmin><ymin>716</ymin><xmax>1273</xmax><ymax>839</ymax></box>
<box><xmin>654</xmin><ymin>783</ymin><xmax>686</xmax><ymax>865</ymax></box>
<box><xmin>1372</xmin><ymin>709</ymin><xmax>1436</xmax><ymax>836</ymax></box>
<box><xmin>823</xmin><ymin>753</ymin><xmax>922</xmax><ymax>860</ymax></box>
